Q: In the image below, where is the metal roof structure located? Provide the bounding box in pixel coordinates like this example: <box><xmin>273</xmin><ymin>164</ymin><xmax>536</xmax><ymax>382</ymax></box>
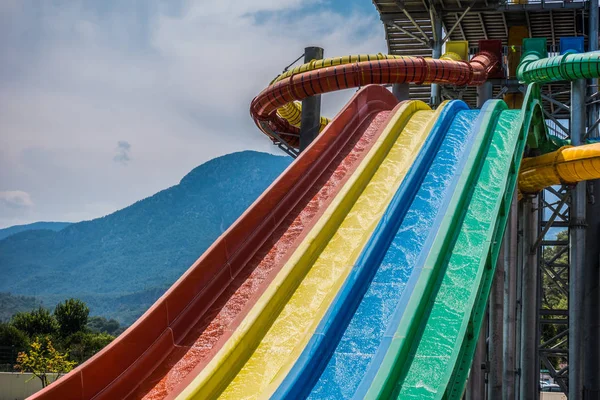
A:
<box><xmin>372</xmin><ymin>0</ymin><xmax>590</xmax><ymax>108</ymax></box>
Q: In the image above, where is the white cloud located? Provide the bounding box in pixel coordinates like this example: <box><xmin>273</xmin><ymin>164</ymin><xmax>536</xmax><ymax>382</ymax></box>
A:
<box><xmin>0</xmin><ymin>191</ymin><xmax>34</xmax><ymax>208</ymax></box>
<box><xmin>0</xmin><ymin>0</ymin><xmax>386</xmax><ymax>228</ymax></box>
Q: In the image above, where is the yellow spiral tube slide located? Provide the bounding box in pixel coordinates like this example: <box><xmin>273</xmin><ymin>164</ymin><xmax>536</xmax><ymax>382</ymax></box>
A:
<box><xmin>271</xmin><ymin>52</ymin><xmax>461</xmax><ymax>131</ymax></box>
<box><xmin>519</xmin><ymin>143</ymin><xmax>600</xmax><ymax>194</ymax></box>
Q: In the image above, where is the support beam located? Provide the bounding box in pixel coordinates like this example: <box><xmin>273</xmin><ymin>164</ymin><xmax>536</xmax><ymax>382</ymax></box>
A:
<box><xmin>569</xmin><ymin>77</ymin><xmax>587</xmax><ymax>400</ymax></box>
<box><xmin>299</xmin><ymin>46</ymin><xmax>323</xmax><ymax>152</ymax></box>
<box><xmin>442</xmin><ymin>6</ymin><xmax>471</xmax><ymax>44</ymax></box>
<box><xmin>585</xmin><ymin>1</ymin><xmax>600</xmax><ymax>398</ymax></box>
<box><xmin>520</xmin><ymin>195</ymin><xmax>539</xmax><ymax>400</ymax></box>
<box><xmin>431</xmin><ymin>17</ymin><xmax>443</xmax><ymax>106</ymax></box>
<box><xmin>467</xmin><ymin>313</ymin><xmax>488</xmax><ymax>400</ymax></box>
<box><xmin>488</xmin><ymin>243</ymin><xmax>504</xmax><ymax>399</ymax></box>
<box><xmin>392</xmin><ymin>83</ymin><xmax>410</xmax><ymax>101</ymax></box>
<box><xmin>503</xmin><ymin>193</ymin><xmax>518</xmax><ymax>400</ymax></box>
<box><xmin>477</xmin><ymin>81</ymin><xmax>493</xmax><ymax>108</ymax></box>
<box><xmin>402</xmin><ymin>9</ymin><xmax>431</xmax><ymax>43</ymax></box>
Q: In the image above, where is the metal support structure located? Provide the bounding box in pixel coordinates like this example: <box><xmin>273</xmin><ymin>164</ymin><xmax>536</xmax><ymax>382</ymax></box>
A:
<box><xmin>477</xmin><ymin>82</ymin><xmax>493</xmax><ymax>109</ymax></box>
<box><xmin>430</xmin><ymin>16</ymin><xmax>443</xmax><ymax>107</ymax></box>
<box><xmin>503</xmin><ymin>194</ymin><xmax>518</xmax><ymax>400</ymax></box>
<box><xmin>585</xmin><ymin>1</ymin><xmax>600</xmax><ymax>397</ymax></box>
<box><xmin>299</xmin><ymin>46</ymin><xmax>324</xmax><ymax>152</ymax></box>
<box><xmin>569</xmin><ymin>78</ymin><xmax>587</xmax><ymax>400</ymax></box>
<box><xmin>467</xmin><ymin>314</ymin><xmax>488</xmax><ymax>400</ymax></box>
<box><xmin>392</xmin><ymin>83</ymin><xmax>410</xmax><ymax>101</ymax></box>
<box><xmin>489</xmin><ymin>242</ymin><xmax>504</xmax><ymax>400</ymax></box>
<box><xmin>520</xmin><ymin>195</ymin><xmax>539</xmax><ymax>400</ymax></box>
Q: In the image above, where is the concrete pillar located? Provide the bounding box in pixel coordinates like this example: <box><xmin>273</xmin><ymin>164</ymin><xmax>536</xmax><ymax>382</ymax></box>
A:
<box><xmin>392</xmin><ymin>83</ymin><xmax>410</xmax><ymax>101</ymax></box>
<box><xmin>570</xmin><ymin>78</ymin><xmax>587</xmax><ymax>400</ymax></box>
<box><xmin>299</xmin><ymin>46</ymin><xmax>324</xmax><ymax>152</ymax></box>
<box><xmin>519</xmin><ymin>196</ymin><xmax>539</xmax><ymax>400</ymax></box>
<box><xmin>503</xmin><ymin>193</ymin><xmax>518</xmax><ymax>400</ymax></box>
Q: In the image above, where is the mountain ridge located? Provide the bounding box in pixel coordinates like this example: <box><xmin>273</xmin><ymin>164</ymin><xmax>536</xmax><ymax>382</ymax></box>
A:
<box><xmin>0</xmin><ymin>151</ymin><xmax>291</xmax><ymax>324</ymax></box>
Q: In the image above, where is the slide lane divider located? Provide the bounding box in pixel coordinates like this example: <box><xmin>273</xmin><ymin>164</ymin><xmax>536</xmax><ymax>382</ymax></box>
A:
<box><xmin>271</xmin><ymin>100</ymin><xmax>468</xmax><ymax>400</ymax></box>
<box><xmin>176</xmin><ymin>100</ymin><xmax>437</xmax><ymax>400</ymax></box>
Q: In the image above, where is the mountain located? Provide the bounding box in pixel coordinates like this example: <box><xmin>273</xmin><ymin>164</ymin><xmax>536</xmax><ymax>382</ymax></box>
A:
<box><xmin>0</xmin><ymin>293</ymin><xmax>43</xmax><ymax>322</ymax></box>
<box><xmin>0</xmin><ymin>151</ymin><xmax>291</xmax><ymax>325</ymax></box>
<box><xmin>0</xmin><ymin>222</ymin><xmax>71</xmax><ymax>241</ymax></box>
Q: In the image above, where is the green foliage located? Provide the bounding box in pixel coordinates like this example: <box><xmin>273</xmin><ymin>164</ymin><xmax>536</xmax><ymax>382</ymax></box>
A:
<box><xmin>15</xmin><ymin>337</ymin><xmax>76</xmax><ymax>388</ymax></box>
<box><xmin>64</xmin><ymin>331</ymin><xmax>115</xmax><ymax>363</ymax></box>
<box><xmin>54</xmin><ymin>299</ymin><xmax>89</xmax><ymax>337</ymax></box>
<box><xmin>0</xmin><ymin>151</ymin><xmax>291</xmax><ymax>324</ymax></box>
<box><xmin>11</xmin><ymin>307</ymin><xmax>58</xmax><ymax>338</ymax></box>
<box><xmin>0</xmin><ymin>292</ymin><xmax>42</xmax><ymax>322</ymax></box>
<box><xmin>0</xmin><ymin>323</ymin><xmax>30</xmax><ymax>365</ymax></box>
<box><xmin>87</xmin><ymin>316</ymin><xmax>124</xmax><ymax>336</ymax></box>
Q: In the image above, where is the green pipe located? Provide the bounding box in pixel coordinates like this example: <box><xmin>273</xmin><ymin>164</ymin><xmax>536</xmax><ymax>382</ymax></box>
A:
<box><xmin>517</xmin><ymin>42</ymin><xmax>600</xmax><ymax>84</ymax></box>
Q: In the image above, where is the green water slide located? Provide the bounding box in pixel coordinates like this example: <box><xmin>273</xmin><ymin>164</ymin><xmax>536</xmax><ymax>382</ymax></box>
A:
<box><xmin>364</xmin><ymin>85</ymin><xmax>543</xmax><ymax>399</ymax></box>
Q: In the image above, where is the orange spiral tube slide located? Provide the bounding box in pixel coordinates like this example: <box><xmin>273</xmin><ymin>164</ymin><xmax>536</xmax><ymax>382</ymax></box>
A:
<box><xmin>519</xmin><ymin>143</ymin><xmax>600</xmax><ymax>194</ymax></box>
<box><xmin>251</xmin><ymin>51</ymin><xmax>499</xmax><ymax>149</ymax></box>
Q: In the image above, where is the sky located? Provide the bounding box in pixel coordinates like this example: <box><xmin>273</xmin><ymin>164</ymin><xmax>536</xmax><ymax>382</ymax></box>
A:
<box><xmin>0</xmin><ymin>0</ymin><xmax>387</xmax><ymax>228</ymax></box>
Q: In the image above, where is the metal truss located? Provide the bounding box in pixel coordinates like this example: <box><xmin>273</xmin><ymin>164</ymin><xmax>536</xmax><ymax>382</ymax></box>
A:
<box><xmin>537</xmin><ymin>185</ymin><xmax>570</xmax><ymax>393</ymax></box>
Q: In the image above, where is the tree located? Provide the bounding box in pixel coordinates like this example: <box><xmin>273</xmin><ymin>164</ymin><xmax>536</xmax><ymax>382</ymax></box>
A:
<box><xmin>65</xmin><ymin>331</ymin><xmax>115</xmax><ymax>363</ymax></box>
<box><xmin>14</xmin><ymin>337</ymin><xmax>76</xmax><ymax>388</ymax></box>
<box><xmin>87</xmin><ymin>316</ymin><xmax>124</xmax><ymax>336</ymax></box>
<box><xmin>54</xmin><ymin>299</ymin><xmax>89</xmax><ymax>337</ymax></box>
<box><xmin>10</xmin><ymin>307</ymin><xmax>58</xmax><ymax>337</ymax></box>
<box><xmin>0</xmin><ymin>323</ymin><xmax>30</xmax><ymax>364</ymax></box>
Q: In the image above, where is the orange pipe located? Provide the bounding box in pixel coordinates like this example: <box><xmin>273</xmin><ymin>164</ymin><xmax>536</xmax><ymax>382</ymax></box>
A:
<box><xmin>251</xmin><ymin>52</ymin><xmax>498</xmax><ymax>149</ymax></box>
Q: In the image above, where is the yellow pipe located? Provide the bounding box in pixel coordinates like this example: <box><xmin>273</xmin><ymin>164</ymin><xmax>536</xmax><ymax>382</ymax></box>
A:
<box><xmin>519</xmin><ymin>143</ymin><xmax>600</xmax><ymax>193</ymax></box>
<box><xmin>176</xmin><ymin>100</ymin><xmax>444</xmax><ymax>400</ymax></box>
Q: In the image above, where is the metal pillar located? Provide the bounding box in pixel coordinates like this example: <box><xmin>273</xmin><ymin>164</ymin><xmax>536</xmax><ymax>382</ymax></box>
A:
<box><xmin>392</xmin><ymin>83</ymin><xmax>410</xmax><ymax>101</ymax></box>
<box><xmin>467</xmin><ymin>315</ymin><xmax>488</xmax><ymax>400</ymax></box>
<box><xmin>299</xmin><ymin>46</ymin><xmax>324</xmax><ymax>152</ymax></box>
<box><xmin>569</xmin><ymin>78</ymin><xmax>587</xmax><ymax>400</ymax></box>
<box><xmin>477</xmin><ymin>82</ymin><xmax>493</xmax><ymax>109</ymax></box>
<box><xmin>520</xmin><ymin>195</ymin><xmax>539</xmax><ymax>400</ymax></box>
<box><xmin>503</xmin><ymin>193</ymin><xmax>518</xmax><ymax>400</ymax></box>
<box><xmin>585</xmin><ymin>2</ymin><xmax>600</xmax><ymax>398</ymax></box>
<box><xmin>489</xmin><ymin>245</ymin><xmax>504</xmax><ymax>400</ymax></box>
<box><xmin>430</xmin><ymin>17</ymin><xmax>442</xmax><ymax>107</ymax></box>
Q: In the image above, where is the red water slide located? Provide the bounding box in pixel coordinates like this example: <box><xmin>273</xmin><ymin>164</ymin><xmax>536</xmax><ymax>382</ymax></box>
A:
<box><xmin>29</xmin><ymin>85</ymin><xmax>398</xmax><ymax>400</ymax></box>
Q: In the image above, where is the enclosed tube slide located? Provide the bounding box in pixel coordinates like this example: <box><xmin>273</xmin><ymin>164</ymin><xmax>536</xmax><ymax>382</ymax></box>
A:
<box><xmin>519</xmin><ymin>143</ymin><xmax>600</xmax><ymax>193</ymax></box>
<box><xmin>251</xmin><ymin>50</ymin><xmax>499</xmax><ymax>149</ymax></box>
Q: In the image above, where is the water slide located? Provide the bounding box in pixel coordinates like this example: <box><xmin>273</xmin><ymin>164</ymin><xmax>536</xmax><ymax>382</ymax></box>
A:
<box><xmin>31</xmin><ymin>41</ymin><xmax>600</xmax><ymax>400</ymax></box>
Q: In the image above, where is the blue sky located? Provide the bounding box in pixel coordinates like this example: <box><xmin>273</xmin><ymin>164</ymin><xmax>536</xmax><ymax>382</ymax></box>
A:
<box><xmin>0</xmin><ymin>0</ymin><xmax>387</xmax><ymax>228</ymax></box>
